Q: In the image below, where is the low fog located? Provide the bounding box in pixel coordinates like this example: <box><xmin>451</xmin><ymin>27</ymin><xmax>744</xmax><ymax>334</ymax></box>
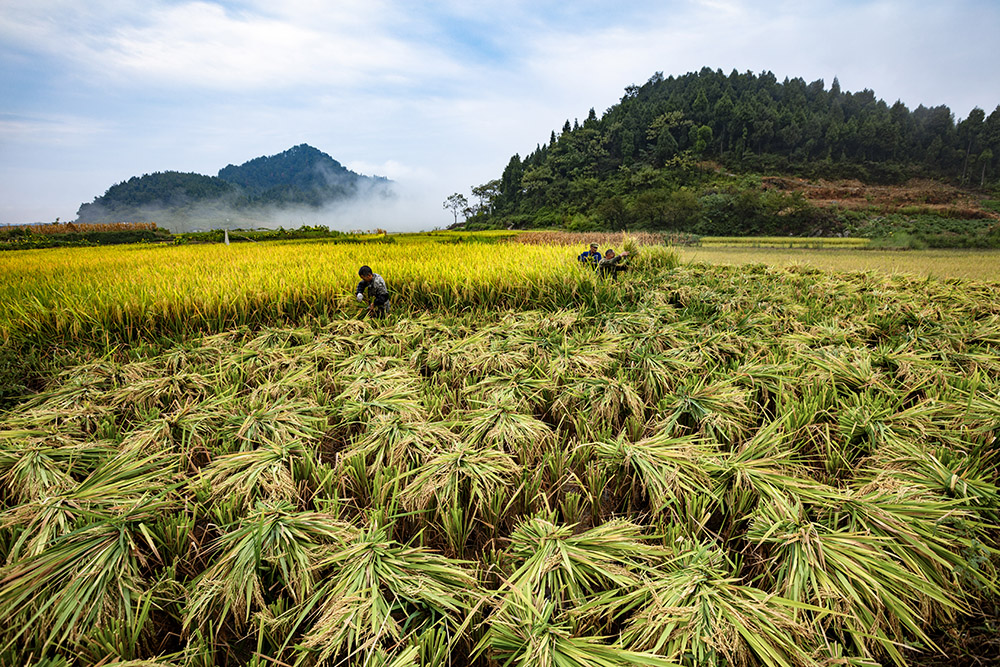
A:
<box><xmin>84</xmin><ymin>179</ymin><xmax>456</xmax><ymax>235</ymax></box>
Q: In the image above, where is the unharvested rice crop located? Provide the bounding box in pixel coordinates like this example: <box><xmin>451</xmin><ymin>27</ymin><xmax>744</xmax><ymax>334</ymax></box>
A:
<box><xmin>0</xmin><ymin>239</ymin><xmax>667</xmax><ymax>346</ymax></box>
<box><xmin>0</xmin><ymin>234</ymin><xmax>998</xmax><ymax>666</ymax></box>
<box><xmin>3</xmin><ymin>221</ymin><xmax>159</xmax><ymax>234</ymax></box>
<box><xmin>511</xmin><ymin>230</ymin><xmax>667</xmax><ymax>248</ymax></box>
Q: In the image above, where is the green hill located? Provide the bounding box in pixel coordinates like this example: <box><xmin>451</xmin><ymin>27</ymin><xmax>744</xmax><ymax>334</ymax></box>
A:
<box><xmin>468</xmin><ymin>68</ymin><xmax>1000</xmax><ymax>241</ymax></box>
<box><xmin>75</xmin><ymin>172</ymin><xmax>239</xmax><ymax>223</ymax></box>
<box><xmin>217</xmin><ymin>144</ymin><xmax>390</xmax><ymax>206</ymax></box>
<box><xmin>75</xmin><ymin>144</ymin><xmax>392</xmax><ymax>224</ymax></box>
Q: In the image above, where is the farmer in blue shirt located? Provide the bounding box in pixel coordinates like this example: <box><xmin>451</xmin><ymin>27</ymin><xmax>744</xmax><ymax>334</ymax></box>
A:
<box><xmin>577</xmin><ymin>242</ymin><xmax>602</xmax><ymax>268</ymax></box>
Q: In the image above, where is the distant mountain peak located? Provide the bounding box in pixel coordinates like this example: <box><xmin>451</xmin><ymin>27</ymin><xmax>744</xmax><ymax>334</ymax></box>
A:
<box><xmin>75</xmin><ymin>145</ymin><xmax>393</xmax><ymax>224</ymax></box>
<box><xmin>217</xmin><ymin>144</ymin><xmax>363</xmax><ymax>193</ymax></box>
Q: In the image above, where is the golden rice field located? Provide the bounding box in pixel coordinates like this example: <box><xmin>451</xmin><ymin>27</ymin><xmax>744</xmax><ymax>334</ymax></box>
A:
<box><xmin>509</xmin><ymin>231</ymin><xmax>1000</xmax><ymax>282</ymax></box>
<box><xmin>1</xmin><ymin>239</ymin><xmax>659</xmax><ymax>346</ymax></box>
<box><xmin>696</xmin><ymin>236</ymin><xmax>871</xmax><ymax>248</ymax></box>
<box><xmin>678</xmin><ymin>246</ymin><xmax>1000</xmax><ymax>282</ymax></box>
<box><xmin>510</xmin><ymin>230</ymin><xmax>666</xmax><ymax>247</ymax></box>
<box><xmin>1</xmin><ymin>232</ymin><xmax>999</xmax><ymax>667</ymax></box>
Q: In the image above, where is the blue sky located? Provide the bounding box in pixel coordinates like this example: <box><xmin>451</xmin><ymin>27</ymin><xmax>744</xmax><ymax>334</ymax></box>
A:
<box><xmin>2</xmin><ymin>0</ymin><xmax>999</xmax><ymax>230</ymax></box>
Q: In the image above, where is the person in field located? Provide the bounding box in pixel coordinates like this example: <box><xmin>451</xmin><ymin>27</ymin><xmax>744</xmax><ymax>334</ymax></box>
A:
<box><xmin>577</xmin><ymin>242</ymin><xmax>602</xmax><ymax>268</ymax></box>
<box><xmin>356</xmin><ymin>265</ymin><xmax>390</xmax><ymax>318</ymax></box>
<box><xmin>597</xmin><ymin>248</ymin><xmax>629</xmax><ymax>280</ymax></box>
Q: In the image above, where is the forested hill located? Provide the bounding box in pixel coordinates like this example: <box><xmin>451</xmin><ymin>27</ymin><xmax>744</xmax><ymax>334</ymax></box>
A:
<box><xmin>217</xmin><ymin>144</ymin><xmax>390</xmax><ymax>204</ymax></box>
<box><xmin>76</xmin><ymin>144</ymin><xmax>391</xmax><ymax>224</ymax></box>
<box><xmin>477</xmin><ymin>68</ymin><xmax>999</xmax><ymax>235</ymax></box>
<box><xmin>76</xmin><ymin>172</ymin><xmax>236</xmax><ymax>223</ymax></box>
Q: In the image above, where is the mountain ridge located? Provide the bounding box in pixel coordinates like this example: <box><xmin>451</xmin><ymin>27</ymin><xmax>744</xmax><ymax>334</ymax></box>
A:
<box><xmin>75</xmin><ymin>144</ymin><xmax>391</xmax><ymax>224</ymax></box>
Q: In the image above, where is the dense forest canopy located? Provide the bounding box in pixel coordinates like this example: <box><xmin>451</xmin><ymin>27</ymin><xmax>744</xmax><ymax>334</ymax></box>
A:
<box><xmin>76</xmin><ymin>145</ymin><xmax>392</xmax><ymax>223</ymax></box>
<box><xmin>76</xmin><ymin>172</ymin><xmax>237</xmax><ymax>220</ymax></box>
<box><xmin>475</xmin><ymin>68</ymin><xmax>1000</xmax><ymax>235</ymax></box>
<box><xmin>217</xmin><ymin>144</ymin><xmax>390</xmax><ymax>206</ymax></box>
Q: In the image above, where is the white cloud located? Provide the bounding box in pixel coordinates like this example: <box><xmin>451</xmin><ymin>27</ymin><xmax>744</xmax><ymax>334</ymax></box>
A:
<box><xmin>691</xmin><ymin>0</ymin><xmax>747</xmax><ymax>19</ymax></box>
<box><xmin>98</xmin><ymin>2</ymin><xmax>450</xmax><ymax>90</ymax></box>
<box><xmin>345</xmin><ymin>159</ymin><xmax>430</xmax><ymax>182</ymax></box>
<box><xmin>2</xmin><ymin>0</ymin><xmax>468</xmax><ymax>92</ymax></box>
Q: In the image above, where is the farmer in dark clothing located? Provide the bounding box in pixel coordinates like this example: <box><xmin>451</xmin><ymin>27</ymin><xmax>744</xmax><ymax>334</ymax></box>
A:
<box><xmin>597</xmin><ymin>248</ymin><xmax>629</xmax><ymax>280</ymax></box>
<box><xmin>577</xmin><ymin>242</ymin><xmax>602</xmax><ymax>268</ymax></box>
<box><xmin>356</xmin><ymin>265</ymin><xmax>390</xmax><ymax>318</ymax></box>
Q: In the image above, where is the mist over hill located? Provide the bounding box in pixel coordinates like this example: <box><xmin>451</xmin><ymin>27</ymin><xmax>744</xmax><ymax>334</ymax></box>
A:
<box><xmin>75</xmin><ymin>144</ymin><xmax>393</xmax><ymax>231</ymax></box>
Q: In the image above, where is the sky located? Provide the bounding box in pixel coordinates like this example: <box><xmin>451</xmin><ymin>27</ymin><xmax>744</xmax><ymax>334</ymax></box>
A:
<box><xmin>2</xmin><ymin>0</ymin><xmax>999</xmax><ymax>230</ymax></box>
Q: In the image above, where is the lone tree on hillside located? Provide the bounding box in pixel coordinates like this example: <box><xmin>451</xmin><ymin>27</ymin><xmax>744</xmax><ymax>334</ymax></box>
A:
<box><xmin>443</xmin><ymin>193</ymin><xmax>469</xmax><ymax>225</ymax></box>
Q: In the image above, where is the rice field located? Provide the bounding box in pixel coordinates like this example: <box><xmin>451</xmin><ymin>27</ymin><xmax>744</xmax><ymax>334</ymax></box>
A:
<box><xmin>679</xmin><ymin>246</ymin><xmax>1000</xmax><ymax>282</ymax></box>
<box><xmin>2</xmin><ymin>221</ymin><xmax>159</xmax><ymax>234</ymax></box>
<box><xmin>697</xmin><ymin>236</ymin><xmax>872</xmax><ymax>248</ymax></box>
<box><xmin>1</xmin><ymin>233</ymin><xmax>999</xmax><ymax>667</ymax></box>
<box><xmin>1</xmin><ymin>240</ymin><xmax>669</xmax><ymax>346</ymax></box>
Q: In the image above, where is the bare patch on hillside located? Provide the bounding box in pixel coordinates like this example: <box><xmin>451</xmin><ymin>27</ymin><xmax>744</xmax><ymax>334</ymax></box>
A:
<box><xmin>761</xmin><ymin>177</ymin><xmax>999</xmax><ymax>220</ymax></box>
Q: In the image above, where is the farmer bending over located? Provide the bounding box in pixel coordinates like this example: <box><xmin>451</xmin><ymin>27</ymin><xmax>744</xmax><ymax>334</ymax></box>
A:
<box><xmin>356</xmin><ymin>265</ymin><xmax>390</xmax><ymax>318</ymax></box>
<box><xmin>598</xmin><ymin>248</ymin><xmax>629</xmax><ymax>280</ymax></box>
<box><xmin>577</xmin><ymin>242</ymin><xmax>601</xmax><ymax>268</ymax></box>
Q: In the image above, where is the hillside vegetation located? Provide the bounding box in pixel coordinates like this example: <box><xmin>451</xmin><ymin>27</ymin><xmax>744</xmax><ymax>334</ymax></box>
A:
<box><xmin>75</xmin><ymin>145</ymin><xmax>393</xmax><ymax>226</ymax></box>
<box><xmin>466</xmin><ymin>69</ymin><xmax>1000</xmax><ymax>243</ymax></box>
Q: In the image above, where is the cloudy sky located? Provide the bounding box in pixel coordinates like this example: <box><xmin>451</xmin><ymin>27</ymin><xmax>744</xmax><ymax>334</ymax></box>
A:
<box><xmin>2</xmin><ymin>0</ymin><xmax>998</xmax><ymax>230</ymax></box>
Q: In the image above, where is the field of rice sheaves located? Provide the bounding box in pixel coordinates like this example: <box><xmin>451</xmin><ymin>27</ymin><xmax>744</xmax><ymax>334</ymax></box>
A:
<box><xmin>0</xmin><ymin>236</ymin><xmax>999</xmax><ymax>667</ymax></box>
